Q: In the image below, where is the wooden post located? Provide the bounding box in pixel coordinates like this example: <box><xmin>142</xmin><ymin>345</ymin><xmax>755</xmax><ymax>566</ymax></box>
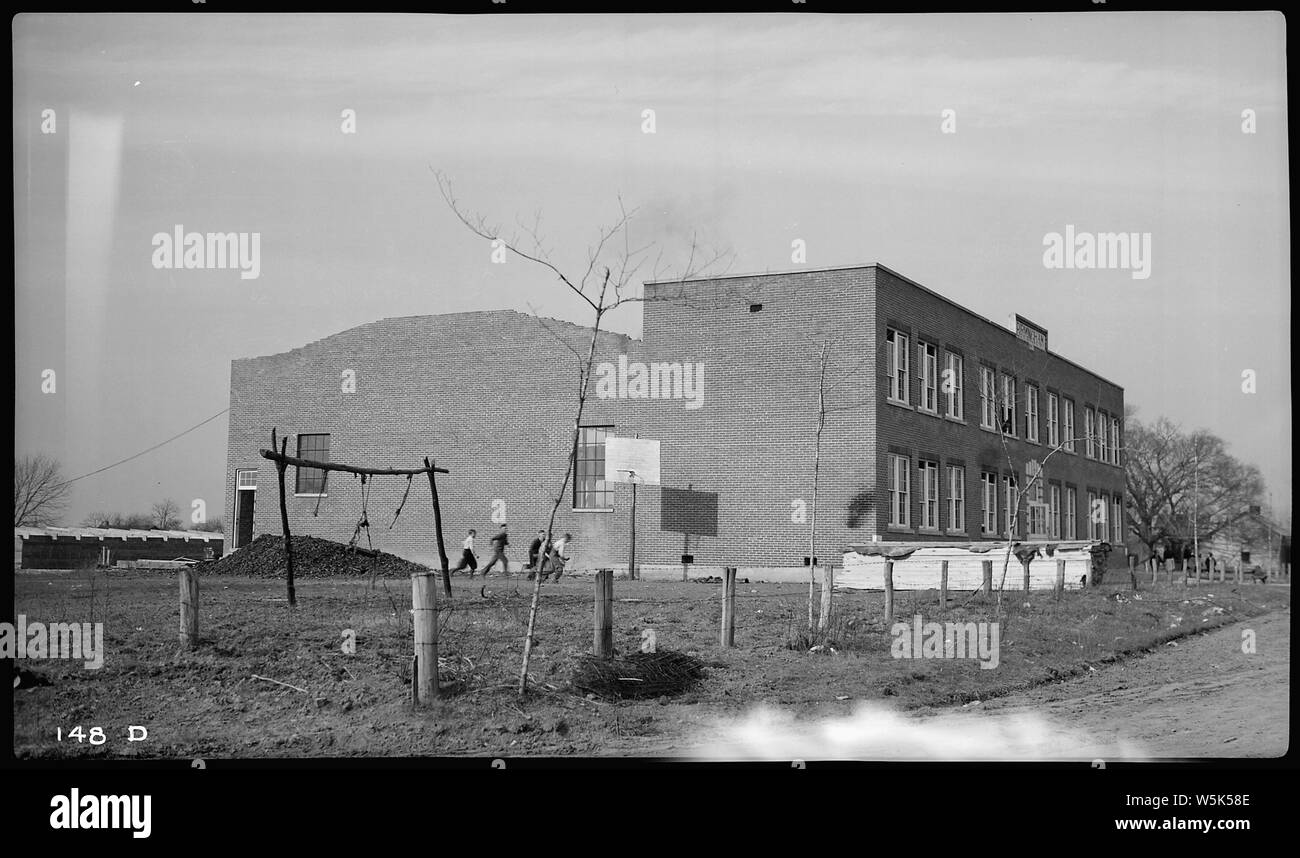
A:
<box><xmin>720</xmin><ymin>567</ymin><xmax>736</xmax><ymax>647</ymax></box>
<box><xmin>1054</xmin><ymin>557</ymin><xmax>1065</xmax><ymax>601</ymax></box>
<box><xmin>272</xmin><ymin>430</ymin><xmax>296</xmax><ymax>607</ymax></box>
<box><xmin>981</xmin><ymin>560</ymin><xmax>993</xmax><ymax>599</ymax></box>
<box><xmin>179</xmin><ymin>566</ymin><xmax>199</xmax><ymax>648</ymax></box>
<box><xmin>939</xmin><ymin>560</ymin><xmax>948</xmax><ymax>610</ymax></box>
<box><xmin>884</xmin><ymin>558</ymin><xmax>895</xmax><ymax>624</ymax></box>
<box><xmin>594</xmin><ymin>569</ymin><xmax>614</xmax><ymax>658</ymax></box>
<box><xmin>628</xmin><ymin>481</ymin><xmax>638</xmax><ymax>580</ymax></box>
<box><xmin>411</xmin><ymin>571</ymin><xmax>439</xmax><ymax>703</ymax></box>
<box><xmin>1127</xmin><ymin>554</ymin><xmax>1138</xmax><ymax>592</ymax></box>
<box><xmin>1163</xmin><ymin>558</ymin><xmax>1173</xmax><ymax>586</ymax></box>
<box><xmin>817</xmin><ymin>566</ymin><xmax>834</xmax><ymax>632</ymax></box>
<box><xmin>1236</xmin><ymin>559</ymin><xmax>1242</xmax><ymax>585</ymax></box>
<box><xmin>1218</xmin><ymin>558</ymin><xmax>1226</xmax><ymax>583</ymax></box>
<box><xmin>423</xmin><ymin>457</ymin><xmax>451</xmax><ymax>599</ymax></box>
<box><xmin>1021</xmin><ymin>555</ymin><xmax>1032</xmax><ymax>592</ymax></box>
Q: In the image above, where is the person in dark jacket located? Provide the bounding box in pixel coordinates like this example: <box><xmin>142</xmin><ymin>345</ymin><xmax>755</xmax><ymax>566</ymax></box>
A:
<box><xmin>526</xmin><ymin>529</ymin><xmax>548</xmax><ymax>579</ymax></box>
<box><xmin>482</xmin><ymin>524</ymin><xmax>511</xmax><ymax>576</ymax></box>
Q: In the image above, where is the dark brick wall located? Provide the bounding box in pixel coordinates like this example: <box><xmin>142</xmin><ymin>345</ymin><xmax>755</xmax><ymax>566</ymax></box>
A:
<box><xmin>871</xmin><ymin>266</ymin><xmax>1126</xmax><ymax>547</ymax></box>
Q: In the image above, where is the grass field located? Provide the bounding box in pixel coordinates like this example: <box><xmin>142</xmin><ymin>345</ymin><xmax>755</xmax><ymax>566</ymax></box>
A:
<box><xmin>11</xmin><ymin>568</ymin><xmax>1290</xmax><ymax>758</ymax></box>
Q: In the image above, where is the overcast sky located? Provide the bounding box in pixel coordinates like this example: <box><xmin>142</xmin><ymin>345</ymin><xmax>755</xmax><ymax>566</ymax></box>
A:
<box><xmin>13</xmin><ymin>12</ymin><xmax>1290</xmax><ymax>527</ymax></box>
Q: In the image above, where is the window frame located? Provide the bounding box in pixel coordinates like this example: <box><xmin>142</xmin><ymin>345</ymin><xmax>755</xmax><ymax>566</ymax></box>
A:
<box><xmin>1065</xmin><ymin>486</ymin><xmax>1078</xmax><ymax>539</ymax></box>
<box><xmin>886</xmin><ymin>328</ymin><xmax>910</xmax><ymax>405</ymax></box>
<box><xmin>943</xmin><ymin>352</ymin><xmax>964</xmax><ymax>420</ymax></box>
<box><xmin>999</xmin><ymin>374</ymin><xmax>1017</xmax><ymax>437</ymax></box>
<box><xmin>918</xmin><ymin>341</ymin><xmax>939</xmax><ymax>413</ymax></box>
<box><xmin>980</xmin><ymin>471</ymin><xmax>998</xmax><ymax>536</ymax></box>
<box><xmin>1025</xmin><ymin>384</ymin><xmax>1040</xmax><ymax>443</ymax></box>
<box><xmin>294</xmin><ymin>433</ymin><xmax>331</xmax><ymax>496</ymax></box>
<box><xmin>1063</xmin><ymin>399</ymin><xmax>1077</xmax><ymax>453</ymax></box>
<box><xmin>888</xmin><ymin>453</ymin><xmax>912</xmax><ymax>528</ymax></box>
<box><xmin>919</xmin><ymin>459</ymin><xmax>940</xmax><ymax>531</ymax></box>
<box><xmin>573</xmin><ymin>425</ymin><xmax>615</xmax><ymax>511</ymax></box>
<box><xmin>980</xmin><ymin>366</ymin><xmax>997</xmax><ymax>430</ymax></box>
<box><xmin>1046</xmin><ymin>392</ymin><xmax>1060</xmax><ymax>448</ymax></box>
<box><xmin>947</xmin><ymin>465</ymin><xmax>966</xmax><ymax>534</ymax></box>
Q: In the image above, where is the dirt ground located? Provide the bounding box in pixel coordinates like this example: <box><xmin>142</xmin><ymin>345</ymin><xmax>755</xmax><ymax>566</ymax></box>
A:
<box><xmin>10</xmin><ymin>569</ymin><xmax>1290</xmax><ymax>760</ymax></box>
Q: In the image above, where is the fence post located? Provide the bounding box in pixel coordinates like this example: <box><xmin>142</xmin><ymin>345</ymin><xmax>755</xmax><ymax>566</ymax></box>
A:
<box><xmin>817</xmin><ymin>566</ymin><xmax>834</xmax><ymax>632</ymax></box>
<box><xmin>1054</xmin><ymin>557</ymin><xmax>1065</xmax><ymax>601</ymax></box>
<box><xmin>1236</xmin><ymin>559</ymin><xmax>1242</xmax><ymax>585</ymax></box>
<box><xmin>720</xmin><ymin>567</ymin><xmax>736</xmax><ymax>647</ymax></box>
<box><xmin>939</xmin><ymin>560</ymin><xmax>948</xmax><ymax>610</ymax></box>
<box><xmin>594</xmin><ymin>569</ymin><xmax>614</xmax><ymax>658</ymax></box>
<box><xmin>982</xmin><ymin>560</ymin><xmax>993</xmax><ymax>600</ymax></box>
<box><xmin>411</xmin><ymin>571</ymin><xmax>439</xmax><ymax>704</ymax></box>
<box><xmin>884</xmin><ymin>559</ymin><xmax>895</xmax><ymax>624</ymax></box>
<box><xmin>1219</xmin><ymin>559</ymin><xmax>1226</xmax><ymax>583</ymax></box>
<box><xmin>1022</xmin><ymin>555</ymin><xmax>1032</xmax><ymax>592</ymax></box>
<box><xmin>1127</xmin><ymin>554</ymin><xmax>1138</xmax><ymax>591</ymax></box>
<box><xmin>179</xmin><ymin>567</ymin><xmax>199</xmax><ymax>648</ymax></box>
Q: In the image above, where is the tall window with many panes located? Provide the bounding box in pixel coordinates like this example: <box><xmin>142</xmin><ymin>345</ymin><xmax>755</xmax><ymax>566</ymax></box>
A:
<box><xmin>574</xmin><ymin>426</ymin><xmax>614</xmax><ymax>510</ymax></box>
<box><xmin>889</xmin><ymin>454</ymin><xmax>911</xmax><ymax>527</ymax></box>
<box><xmin>886</xmin><ymin>329</ymin><xmax>909</xmax><ymax>404</ymax></box>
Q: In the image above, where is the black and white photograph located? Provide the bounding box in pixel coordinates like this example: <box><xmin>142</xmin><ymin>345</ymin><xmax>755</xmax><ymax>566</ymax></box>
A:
<box><xmin>8</xmin><ymin>5</ymin><xmax>1292</xmax><ymax>830</ymax></box>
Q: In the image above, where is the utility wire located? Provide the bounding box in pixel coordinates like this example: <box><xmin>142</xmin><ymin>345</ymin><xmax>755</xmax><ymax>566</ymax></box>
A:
<box><xmin>55</xmin><ymin>407</ymin><xmax>230</xmax><ymax>489</ymax></box>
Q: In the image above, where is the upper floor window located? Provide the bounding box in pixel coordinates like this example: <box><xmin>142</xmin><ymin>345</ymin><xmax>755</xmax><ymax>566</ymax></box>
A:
<box><xmin>1096</xmin><ymin>410</ymin><xmax>1108</xmax><ymax>462</ymax></box>
<box><xmin>886</xmin><ymin>329</ymin><xmax>910</xmax><ymax>404</ymax></box>
<box><xmin>1063</xmin><ymin>399</ymin><xmax>1077</xmax><ymax>453</ymax></box>
<box><xmin>1046</xmin><ymin>392</ymin><xmax>1060</xmax><ymax>448</ymax></box>
<box><xmin>1110</xmin><ymin>416</ymin><xmax>1121</xmax><ymax>466</ymax></box>
<box><xmin>1025</xmin><ymin>385</ymin><xmax>1040</xmax><ymax>443</ymax></box>
<box><xmin>918</xmin><ymin>342</ymin><xmax>938</xmax><ymax>413</ymax></box>
<box><xmin>980</xmin><ymin>367</ymin><xmax>997</xmax><ymax>429</ymax></box>
<box><xmin>1084</xmin><ymin>407</ymin><xmax>1096</xmax><ymax>459</ymax></box>
<box><xmin>944</xmin><ymin>353</ymin><xmax>964</xmax><ymax>420</ymax></box>
<box><xmin>999</xmin><ymin>374</ymin><xmax>1017</xmax><ymax>436</ymax></box>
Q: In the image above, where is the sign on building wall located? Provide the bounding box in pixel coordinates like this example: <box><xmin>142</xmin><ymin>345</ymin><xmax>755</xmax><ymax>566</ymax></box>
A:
<box><xmin>661</xmin><ymin>487</ymin><xmax>719</xmax><ymax>537</ymax></box>
<box><xmin>1014</xmin><ymin>314</ymin><xmax>1048</xmax><ymax>351</ymax></box>
<box><xmin>605</xmin><ymin>436</ymin><xmax>661</xmax><ymax>485</ymax></box>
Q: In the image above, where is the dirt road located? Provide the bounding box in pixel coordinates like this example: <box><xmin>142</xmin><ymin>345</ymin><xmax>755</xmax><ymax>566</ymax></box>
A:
<box><xmin>676</xmin><ymin>604</ymin><xmax>1289</xmax><ymax>761</ymax></box>
<box><xmin>970</xmin><ymin>605</ymin><xmax>1290</xmax><ymax>758</ymax></box>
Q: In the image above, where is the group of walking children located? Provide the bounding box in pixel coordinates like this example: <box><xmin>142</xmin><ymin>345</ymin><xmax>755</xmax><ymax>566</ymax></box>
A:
<box><xmin>450</xmin><ymin>524</ymin><xmax>572</xmax><ymax>580</ymax></box>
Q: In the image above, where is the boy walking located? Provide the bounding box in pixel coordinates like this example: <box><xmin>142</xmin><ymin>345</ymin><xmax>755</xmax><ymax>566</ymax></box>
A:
<box><xmin>482</xmin><ymin>524</ymin><xmax>510</xmax><ymax>576</ymax></box>
<box><xmin>452</xmin><ymin>529</ymin><xmax>478</xmax><ymax>576</ymax></box>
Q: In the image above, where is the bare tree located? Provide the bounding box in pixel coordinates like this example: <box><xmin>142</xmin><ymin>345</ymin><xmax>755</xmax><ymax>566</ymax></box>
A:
<box><xmin>13</xmin><ymin>455</ymin><xmax>71</xmax><ymax>526</ymax></box>
<box><xmin>151</xmin><ymin>498</ymin><xmax>182</xmax><ymax>530</ymax></box>
<box><xmin>1125</xmin><ymin>416</ymin><xmax>1265</xmax><ymax>559</ymax></box>
<box><xmin>434</xmin><ymin>170</ymin><xmax>731</xmax><ymax>695</ymax></box>
<box><xmin>191</xmin><ymin>516</ymin><xmax>224</xmax><ymax>533</ymax></box>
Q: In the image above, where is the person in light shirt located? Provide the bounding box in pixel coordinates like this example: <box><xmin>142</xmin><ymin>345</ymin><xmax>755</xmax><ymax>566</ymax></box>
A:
<box><xmin>451</xmin><ymin>529</ymin><xmax>478</xmax><ymax>576</ymax></box>
<box><xmin>542</xmin><ymin>533</ymin><xmax>573</xmax><ymax>581</ymax></box>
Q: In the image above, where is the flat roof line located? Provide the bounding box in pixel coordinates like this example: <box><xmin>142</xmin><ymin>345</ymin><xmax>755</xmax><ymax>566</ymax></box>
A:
<box><xmin>649</xmin><ymin>262</ymin><xmax>1124</xmax><ymax>393</ymax></box>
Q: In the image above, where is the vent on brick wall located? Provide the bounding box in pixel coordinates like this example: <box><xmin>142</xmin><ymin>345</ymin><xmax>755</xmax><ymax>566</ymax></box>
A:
<box><xmin>749</xmin><ymin>303</ymin><xmax>763</xmax><ymax>313</ymax></box>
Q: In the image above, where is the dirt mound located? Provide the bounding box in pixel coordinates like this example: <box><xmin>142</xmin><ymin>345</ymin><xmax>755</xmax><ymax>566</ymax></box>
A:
<box><xmin>198</xmin><ymin>534</ymin><xmax>428</xmax><ymax>579</ymax></box>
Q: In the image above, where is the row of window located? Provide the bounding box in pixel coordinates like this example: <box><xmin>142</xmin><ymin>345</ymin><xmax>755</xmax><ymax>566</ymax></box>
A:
<box><xmin>885</xmin><ymin>328</ymin><xmax>1122</xmax><ymax>465</ymax></box>
<box><xmin>887</xmin><ymin>453</ymin><xmax>1124</xmax><ymax>543</ymax></box>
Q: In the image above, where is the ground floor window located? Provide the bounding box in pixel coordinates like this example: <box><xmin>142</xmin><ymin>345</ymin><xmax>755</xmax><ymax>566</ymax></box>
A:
<box><xmin>574</xmin><ymin>426</ymin><xmax>614</xmax><ymax>510</ymax></box>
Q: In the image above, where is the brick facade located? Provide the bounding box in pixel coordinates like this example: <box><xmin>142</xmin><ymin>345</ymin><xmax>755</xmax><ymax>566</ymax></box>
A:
<box><xmin>224</xmin><ymin>265</ymin><xmax>1125</xmax><ymax>573</ymax></box>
